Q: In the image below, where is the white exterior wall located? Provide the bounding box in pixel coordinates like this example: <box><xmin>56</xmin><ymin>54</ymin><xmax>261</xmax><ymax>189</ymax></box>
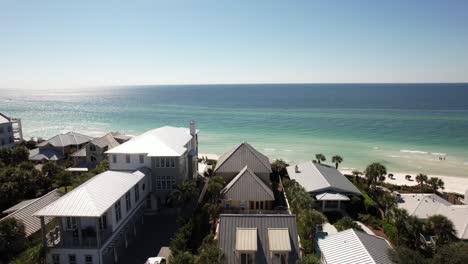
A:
<box><xmin>0</xmin><ymin>122</ymin><xmax>14</xmax><ymax>149</ymax></box>
<box><xmin>108</xmin><ymin>153</ymin><xmax>151</xmax><ymax>171</ymax></box>
<box><xmin>47</xmin><ymin>248</ymin><xmax>99</xmax><ymax>264</ymax></box>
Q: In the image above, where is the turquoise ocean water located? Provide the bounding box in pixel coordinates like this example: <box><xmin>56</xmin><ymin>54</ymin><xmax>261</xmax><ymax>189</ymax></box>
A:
<box><xmin>1</xmin><ymin>84</ymin><xmax>468</xmax><ymax>177</ymax></box>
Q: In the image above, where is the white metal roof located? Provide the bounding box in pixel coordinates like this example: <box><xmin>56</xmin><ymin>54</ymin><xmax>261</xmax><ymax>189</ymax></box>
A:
<box><xmin>106</xmin><ymin>126</ymin><xmax>196</xmax><ymax>157</ymax></box>
<box><xmin>316</xmin><ymin>192</ymin><xmax>350</xmax><ymax>201</ymax></box>
<box><xmin>0</xmin><ymin>113</ymin><xmax>10</xmax><ymax>124</ymax></box>
<box><xmin>287</xmin><ymin>161</ymin><xmax>361</xmax><ymax>195</ymax></box>
<box><xmin>318</xmin><ymin>229</ymin><xmax>393</xmax><ymax>264</ymax></box>
<box><xmin>35</xmin><ymin>170</ymin><xmax>146</xmax><ymax>217</ymax></box>
<box><xmin>3</xmin><ymin>198</ymin><xmax>39</xmax><ymax>214</ymax></box>
<box><xmin>236</xmin><ymin>228</ymin><xmax>258</xmax><ymax>251</ymax></box>
<box><xmin>397</xmin><ymin>193</ymin><xmax>468</xmax><ymax>239</ymax></box>
<box><xmin>268</xmin><ymin>228</ymin><xmax>291</xmax><ymax>252</ymax></box>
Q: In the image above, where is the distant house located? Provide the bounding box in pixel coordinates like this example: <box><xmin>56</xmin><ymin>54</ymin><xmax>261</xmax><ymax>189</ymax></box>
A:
<box><xmin>220</xmin><ymin>166</ymin><xmax>275</xmax><ymax>211</ymax></box>
<box><xmin>0</xmin><ymin>112</ymin><xmax>23</xmax><ymax>149</ymax></box>
<box><xmin>0</xmin><ymin>189</ymin><xmax>62</xmax><ymax>237</ymax></box>
<box><xmin>29</xmin><ymin>132</ymin><xmax>94</xmax><ymax>162</ymax></box>
<box><xmin>216</xmin><ymin>214</ymin><xmax>300</xmax><ymax>264</ymax></box>
<box><xmin>214</xmin><ymin>142</ymin><xmax>272</xmax><ymax>184</ymax></box>
<box><xmin>318</xmin><ymin>229</ymin><xmax>393</xmax><ymax>264</ymax></box>
<box><xmin>69</xmin><ymin>132</ymin><xmax>131</xmax><ymax>171</ymax></box>
<box><xmin>396</xmin><ymin>193</ymin><xmax>468</xmax><ymax>240</ymax></box>
<box><xmin>286</xmin><ymin>161</ymin><xmax>361</xmax><ymax>211</ymax></box>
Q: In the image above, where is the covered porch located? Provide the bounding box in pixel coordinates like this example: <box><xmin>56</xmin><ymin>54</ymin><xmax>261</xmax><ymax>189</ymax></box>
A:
<box><xmin>315</xmin><ymin>192</ymin><xmax>350</xmax><ymax>212</ymax></box>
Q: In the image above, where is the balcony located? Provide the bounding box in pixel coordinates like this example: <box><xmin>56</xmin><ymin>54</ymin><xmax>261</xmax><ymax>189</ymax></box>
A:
<box><xmin>46</xmin><ymin>225</ymin><xmax>113</xmax><ymax>249</ymax></box>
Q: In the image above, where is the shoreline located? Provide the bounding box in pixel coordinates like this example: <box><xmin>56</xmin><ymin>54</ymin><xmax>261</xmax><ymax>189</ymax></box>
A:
<box><xmin>340</xmin><ymin>169</ymin><xmax>468</xmax><ymax>195</ymax></box>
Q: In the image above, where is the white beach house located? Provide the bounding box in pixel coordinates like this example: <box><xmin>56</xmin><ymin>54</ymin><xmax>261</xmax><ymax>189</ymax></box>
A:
<box><xmin>35</xmin><ymin>121</ymin><xmax>199</xmax><ymax>264</ymax></box>
<box><xmin>0</xmin><ymin>112</ymin><xmax>23</xmax><ymax>149</ymax></box>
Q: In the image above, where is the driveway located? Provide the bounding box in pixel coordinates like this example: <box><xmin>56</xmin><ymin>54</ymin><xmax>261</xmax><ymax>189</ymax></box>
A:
<box><xmin>119</xmin><ymin>214</ymin><xmax>178</xmax><ymax>264</ymax></box>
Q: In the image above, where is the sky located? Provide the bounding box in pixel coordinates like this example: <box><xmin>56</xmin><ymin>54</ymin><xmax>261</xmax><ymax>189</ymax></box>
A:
<box><xmin>0</xmin><ymin>0</ymin><xmax>467</xmax><ymax>89</ymax></box>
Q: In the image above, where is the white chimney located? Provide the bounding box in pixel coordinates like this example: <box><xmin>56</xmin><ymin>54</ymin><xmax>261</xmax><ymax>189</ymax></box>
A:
<box><xmin>190</xmin><ymin>120</ymin><xmax>196</xmax><ymax>136</ymax></box>
<box><xmin>295</xmin><ymin>165</ymin><xmax>300</xmax><ymax>173</ymax></box>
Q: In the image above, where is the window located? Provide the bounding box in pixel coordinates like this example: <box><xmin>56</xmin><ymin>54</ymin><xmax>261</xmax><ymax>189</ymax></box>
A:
<box><xmin>156</xmin><ymin>175</ymin><xmax>176</xmax><ymax>190</ymax></box>
<box><xmin>90</xmin><ymin>145</ymin><xmax>96</xmax><ymax>151</ymax></box>
<box><xmin>115</xmin><ymin>201</ymin><xmax>122</xmax><ymax>222</ymax></box>
<box><xmin>112</xmin><ymin>155</ymin><xmax>116</xmax><ymax>163</ymax></box>
<box><xmin>90</xmin><ymin>156</ymin><xmax>97</xmax><ymax>162</ymax></box>
<box><xmin>99</xmin><ymin>214</ymin><xmax>107</xmax><ymax>229</ymax></box>
<box><xmin>161</xmin><ymin>158</ymin><xmax>165</xmax><ymax>168</ymax></box>
<box><xmin>52</xmin><ymin>254</ymin><xmax>60</xmax><ymax>264</ymax></box>
<box><xmin>125</xmin><ymin>192</ymin><xmax>131</xmax><ymax>212</ymax></box>
<box><xmin>155</xmin><ymin>158</ymin><xmax>160</xmax><ymax>168</ymax></box>
<box><xmin>273</xmin><ymin>253</ymin><xmax>287</xmax><ymax>264</ymax></box>
<box><xmin>66</xmin><ymin>217</ymin><xmax>77</xmax><ymax>230</ymax></box>
<box><xmin>134</xmin><ymin>184</ymin><xmax>140</xmax><ymax>201</ymax></box>
<box><xmin>68</xmin><ymin>254</ymin><xmax>76</xmax><ymax>264</ymax></box>
<box><xmin>170</xmin><ymin>158</ymin><xmax>175</xmax><ymax>168</ymax></box>
<box><xmin>85</xmin><ymin>255</ymin><xmax>93</xmax><ymax>264</ymax></box>
<box><xmin>7</xmin><ymin>126</ymin><xmax>11</xmax><ymax>132</ymax></box>
<box><xmin>240</xmin><ymin>253</ymin><xmax>254</xmax><ymax>264</ymax></box>
<box><xmin>165</xmin><ymin>158</ymin><xmax>170</xmax><ymax>167</ymax></box>
<box><xmin>0</xmin><ymin>127</ymin><xmax>3</xmax><ymax>133</ymax></box>
<box><xmin>126</xmin><ymin>154</ymin><xmax>130</xmax><ymax>163</ymax></box>
<box><xmin>139</xmin><ymin>154</ymin><xmax>144</xmax><ymax>164</ymax></box>
<box><xmin>240</xmin><ymin>201</ymin><xmax>246</xmax><ymax>210</ymax></box>
<box><xmin>225</xmin><ymin>201</ymin><xmax>231</xmax><ymax>210</ymax></box>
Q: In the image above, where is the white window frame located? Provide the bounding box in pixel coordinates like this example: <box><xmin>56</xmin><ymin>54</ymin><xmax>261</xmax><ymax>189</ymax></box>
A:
<box><xmin>139</xmin><ymin>154</ymin><xmax>144</xmax><ymax>164</ymax></box>
<box><xmin>125</xmin><ymin>154</ymin><xmax>131</xmax><ymax>163</ymax></box>
<box><xmin>115</xmin><ymin>201</ymin><xmax>122</xmax><ymax>222</ymax></box>
<box><xmin>125</xmin><ymin>192</ymin><xmax>131</xmax><ymax>212</ymax></box>
<box><xmin>112</xmin><ymin>155</ymin><xmax>116</xmax><ymax>163</ymax></box>
<box><xmin>68</xmin><ymin>254</ymin><xmax>77</xmax><ymax>264</ymax></box>
<box><xmin>66</xmin><ymin>217</ymin><xmax>77</xmax><ymax>230</ymax></box>
<box><xmin>85</xmin><ymin>255</ymin><xmax>93</xmax><ymax>264</ymax></box>
<box><xmin>134</xmin><ymin>184</ymin><xmax>140</xmax><ymax>201</ymax></box>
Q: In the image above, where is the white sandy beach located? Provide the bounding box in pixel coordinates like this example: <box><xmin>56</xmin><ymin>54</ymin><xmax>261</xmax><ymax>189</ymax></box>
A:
<box><xmin>340</xmin><ymin>169</ymin><xmax>468</xmax><ymax>195</ymax></box>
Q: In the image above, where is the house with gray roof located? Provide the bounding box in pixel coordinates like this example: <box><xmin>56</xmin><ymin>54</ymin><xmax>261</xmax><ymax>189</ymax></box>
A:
<box><xmin>0</xmin><ymin>189</ymin><xmax>62</xmax><ymax>237</ymax></box>
<box><xmin>221</xmin><ymin>166</ymin><xmax>275</xmax><ymax>212</ymax></box>
<box><xmin>286</xmin><ymin>161</ymin><xmax>361</xmax><ymax>212</ymax></box>
<box><xmin>214</xmin><ymin>142</ymin><xmax>272</xmax><ymax>185</ymax></box>
<box><xmin>30</xmin><ymin>131</ymin><xmax>94</xmax><ymax>162</ymax></box>
<box><xmin>318</xmin><ymin>229</ymin><xmax>393</xmax><ymax>264</ymax></box>
<box><xmin>216</xmin><ymin>214</ymin><xmax>300</xmax><ymax>264</ymax></box>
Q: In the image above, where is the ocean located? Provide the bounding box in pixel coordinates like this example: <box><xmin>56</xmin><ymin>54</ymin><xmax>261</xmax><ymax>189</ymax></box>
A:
<box><xmin>1</xmin><ymin>83</ymin><xmax>468</xmax><ymax>177</ymax></box>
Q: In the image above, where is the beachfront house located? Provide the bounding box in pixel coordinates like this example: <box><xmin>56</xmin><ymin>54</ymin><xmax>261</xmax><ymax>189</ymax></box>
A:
<box><xmin>214</xmin><ymin>142</ymin><xmax>272</xmax><ymax>185</ymax></box>
<box><xmin>0</xmin><ymin>112</ymin><xmax>23</xmax><ymax>149</ymax></box>
<box><xmin>396</xmin><ymin>193</ymin><xmax>468</xmax><ymax>241</ymax></box>
<box><xmin>220</xmin><ymin>166</ymin><xmax>275</xmax><ymax>212</ymax></box>
<box><xmin>317</xmin><ymin>229</ymin><xmax>393</xmax><ymax>264</ymax></box>
<box><xmin>216</xmin><ymin>214</ymin><xmax>300</xmax><ymax>264</ymax></box>
<box><xmin>35</xmin><ymin>169</ymin><xmax>150</xmax><ymax>264</ymax></box>
<box><xmin>286</xmin><ymin>161</ymin><xmax>361</xmax><ymax>212</ymax></box>
<box><xmin>105</xmin><ymin>121</ymin><xmax>199</xmax><ymax>210</ymax></box>
<box><xmin>69</xmin><ymin>132</ymin><xmax>132</xmax><ymax>171</ymax></box>
<box><xmin>29</xmin><ymin>132</ymin><xmax>94</xmax><ymax>162</ymax></box>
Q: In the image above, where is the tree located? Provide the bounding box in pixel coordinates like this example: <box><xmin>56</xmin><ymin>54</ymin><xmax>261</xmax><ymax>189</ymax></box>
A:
<box><xmin>271</xmin><ymin>159</ymin><xmax>289</xmax><ymax>179</ymax></box>
<box><xmin>42</xmin><ymin>162</ymin><xmax>62</xmax><ymax>181</ymax></box>
<box><xmin>427</xmin><ymin>215</ymin><xmax>456</xmax><ymax>246</ymax></box>
<box><xmin>10</xmin><ymin>147</ymin><xmax>29</xmax><ymax>165</ymax></box>
<box><xmin>427</xmin><ymin>177</ymin><xmax>444</xmax><ymax>193</ymax></box>
<box><xmin>297</xmin><ymin>209</ymin><xmax>326</xmax><ymax>254</ymax></box>
<box><xmin>169</xmin><ymin>251</ymin><xmax>196</xmax><ymax>264</ymax></box>
<box><xmin>331</xmin><ymin>155</ymin><xmax>343</xmax><ymax>169</ymax></box>
<box><xmin>297</xmin><ymin>254</ymin><xmax>321</xmax><ymax>264</ymax></box>
<box><xmin>389</xmin><ymin>247</ymin><xmax>429</xmax><ymax>264</ymax></box>
<box><xmin>352</xmin><ymin>170</ymin><xmax>362</xmax><ymax>184</ymax></box>
<box><xmin>315</xmin><ymin>154</ymin><xmax>326</xmax><ymax>164</ymax></box>
<box><xmin>196</xmin><ymin>235</ymin><xmax>224</xmax><ymax>264</ymax></box>
<box><xmin>390</xmin><ymin>208</ymin><xmax>409</xmax><ymax>246</ymax></box>
<box><xmin>206</xmin><ymin>176</ymin><xmax>225</xmax><ymax>202</ymax></box>
<box><xmin>92</xmin><ymin>160</ymin><xmax>109</xmax><ymax>174</ymax></box>
<box><xmin>415</xmin><ymin>173</ymin><xmax>428</xmax><ymax>193</ymax></box>
<box><xmin>168</xmin><ymin>180</ymin><xmax>198</xmax><ymax>208</ymax></box>
<box><xmin>364</xmin><ymin>162</ymin><xmax>387</xmax><ymax>189</ymax></box>
<box><xmin>377</xmin><ymin>193</ymin><xmax>397</xmax><ymax>219</ymax></box>
<box><xmin>0</xmin><ymin>218</ymin><xmax>27</xmax><ymax>262</ymax></box>
<box><xmin>203</xmin><ymin>203</ymin><xmax>222</xmax><ymax>226</ymax></box>
<box><xmin>55</xmin><ymin>171</ymin><xmax>72</xmax><ymax>193</ymax></box>
<box><xmin>334</xmin><ymin>216</ymin><xmax>364</xmax><ymax>232</ymax></box>
<box><xmin>432</xmin><ymin>242</ymin><xmax>468</xmax><ymax>264</ymax></box>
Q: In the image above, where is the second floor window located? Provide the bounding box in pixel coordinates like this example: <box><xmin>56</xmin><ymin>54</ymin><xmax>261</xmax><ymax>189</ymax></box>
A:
<box><xmin>7</xmin><ymin>125</ymin><xmax>11</xmax><ymax>132</ymax></box>
<box><xmin>134</xmin><ymin>184</ymin><xmax>140</xmax><ymax>201</ymax></box>
<box><xmin>272</xmin><ymin>253</ymin><xmax>287</xmax><ymax>264</ymax></box>
<box><xmin>125</xmin><ymin>192</ymin><xmax>131</xmax><ymax>212</ymax></box>
<box><xmin>99</xmin><ymin>214</ymin><xmax>107</xmax><ymax>230</ymax></box>
<box><xmin>68</xmin><ymin>254</ymin><xmax>76</xmax><ymax>264</ymax></box>
<box><xmin>115</xmin><ymin>201</ymin><xmax>122</xmax><ymax>222</ymax></box>
<box><xmin>240</xmin><ymin>253</ymin><xmax>254</xmax><ymax>264</ymax></box>
<box><xmin>90</xmin><ymin>145</ymin><xmax>96</xmax><ymax>151</ymax></box>
<box><xmin>0</xmin><ymin>127</ymin><xmax>3</xmax><ymax>134</ymax></box>
<box><xmin>126</xmin><ymin>154</ymin><xmax>130</xmax><ymax>163</ymax></box>
<box><xmin>85</xmin><ymin>255</ymin><xmax>93</xmax><ymax>264</ymax></box>
<box><xmin>139</xmin><ymin>154</ymin><xmax>144</xmax><ymax>164</ymax></box>
<box><xmin>66</xmin><ymin>217</ymin><xmax>77</xmax><ymax>230</ymax></box>
<box><xmin>112</xmin><ymin>155</ymin><xmax>116</xmax><ymax>163</ymax></box>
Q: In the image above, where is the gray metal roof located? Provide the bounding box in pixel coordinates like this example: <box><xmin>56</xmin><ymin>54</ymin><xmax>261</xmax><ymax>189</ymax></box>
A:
<box><xmin>71</xmin><ymin>133</ymin><xmax>121</xmax><ymax>157</ymax></box>
<box><xmin>0</xmin><ymin>189</ymin><xmax>63</xmax><ymax>237</ymax></box>
<box><xmin>29</xmin><ymin>148</ymin><xmax>64</xmax><ymax>161</ymax></box>
<box><xmin>287</xmin><ymin>161</ymin><xmax>361</xmax><ymax>195</ymax></box>
<box><xmin>221</xmin><ymin>166</ymin><xmax>274</xmax><ymax>201</ymax></box>
<box><xmin>214</xmin><ymin>142</ymin><xmax>272</xmax><ymax>175</ymax></box>
<box><xmin>38</xmin><ymin>131</ymin><xmax>93</xmax><ymax>148</ymax></box>
<box><xmin>318</xmin><ymin>229</ymin><xmax>393</xmax><ymax>264</ymax></box>
<box><xmin>218</xmin><ymin>214</ymin><xmax>299</xmax><ymax>264</ymax></box>
<box><xmin>2</xmin><ymin>198</ymin><xmax>39</xmax><ymax>214</ymax></box>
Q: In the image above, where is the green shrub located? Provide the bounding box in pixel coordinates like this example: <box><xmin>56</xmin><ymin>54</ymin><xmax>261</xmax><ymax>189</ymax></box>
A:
<box><xmin>383</xmin><ymin>222</ymin><xmax>398</xmax><ymax>244</ymax></box>
<box><xmin>334</xmin><ymin>217</ymin><xmax>363</xmax><ymax>232</ymax></box>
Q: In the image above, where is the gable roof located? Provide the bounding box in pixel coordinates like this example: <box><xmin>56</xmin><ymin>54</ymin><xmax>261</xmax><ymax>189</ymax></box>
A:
<box><xmin>397</xmin><ymin>193</ymin><xmax>468</xmax><ymax>239</ymax></box>
<box><xmin>35</xmin><ymin>170</ymin><xmax>146</xmax><ymax>217</ymax></box>
<box><xmin>218</xmin><ymin>214</ymin><xmax>299</xmax><ymax>264</ymax></box>
<box><xmin>38</xmin><ymin>132</ymin><xmax>94</xmax><ymax>148</ymax></box>
<box><xmin>221</xmin><ymin>166</ymin><xmax>274</xmax><ymax>201</ymax></box>
<box><xmin>71</xmin><ymin>133</ymin><xmax>121</xmax><ymax>157</ymax></box>
<box><xmin>106</xmin><ymin>126</ymin><xmax>196</xmax><ymax>157</ymax></box>
<box><xmin>29</xmin><ymin>147</ymin><xmax>64</xmax><ymax>161</ymax></box>
<box><xmin>0</xmin><ymin>113</ymin><xmax>11</xmax><ymax>124</ymax></box>
<box><xmin>0</xmin><ymin>189</ymin><xmax>63</xmax><ymax>237</ymax></box>
<box><xmin>318</xmin><ymin>229</ymin><xmax>393</xmax><ymax>264</ymax></box>
<box><xmin>2</xmin><ymin>198</ymin><xmax>39</xmax><ymax>214</ymax></box>
<box><xmin>214</xmin><ymin>142</ymin><xmax>272</xmax><ymax>174</ymax></box>
<box><xmin>286</xmin><ymin>161</ymin><xmax>361</xmax><ymax>195</ymax></box>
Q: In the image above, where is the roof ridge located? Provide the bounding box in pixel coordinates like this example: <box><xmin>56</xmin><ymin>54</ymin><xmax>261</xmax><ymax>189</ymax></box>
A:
<box><xmin>222</xmin><ymin>166</ymin><xmax>249</xmax><ymax>193</ymax></box>
<box><xmin>245</xmin><ymin>167</ymin><xmax>274</xmax><ymax>199</ymax></box>
<box><xmin>310</xmin><ymin>161</ymin><xmax>331</xmax><ymax>188</ymax></box>
<box><xmin>243</xmin><ymin>142</ymin><xmax>272</xmax><ymax>172</ymax></box>
<box><xmin>351</xmin><ymin>229</ymin><xmax>377</xmax><ymax>264</ymax></box>
<box><xmin>215</xmin><ymin>143</ymin><xmax>245</xmax><ymax>171</ymax></box>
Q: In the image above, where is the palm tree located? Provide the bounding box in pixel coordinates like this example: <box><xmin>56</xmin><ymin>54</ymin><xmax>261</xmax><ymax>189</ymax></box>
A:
<box><xmin>427</xmin><ymin>215</ymin><xmax>456</xmax><ymax>246</ymax></box>
<box><xmin>315</xmin><ymin>154</ymin><xmax>326</xmax><ymax>164</ymax></box>
<box><xmin>352</xmin><ymin>170</ymin><xmax>362</xmax><ymax>184</ymax></box>
<box><xmin>55</xmin><ymin>171</ymin><xmax>72</xmax><ymax>193</ymax></box>
<box><xmin>427</xmin><ymin>177</ymin><xmax>444</xmax><ymax>193</ymax></box>
<box><xmin>168</xmin><ymin>180</ymin><xmax>198</xmax><ymax>208</ymax></box>
<box><xmin>390</xmin><ymin>208</ymin><xmax>409</xmax><ymax>246</ymax></box>
<box><xmin>331</xmin><ymin>155</ymin><xmax>343</xmax><ymax>169</ymax></box>
<box><xmin>364</xmin><ymin>162</ymin><xmax>387</xmax><ymax>189</ymax></box>
<box><xmin>415</xmin><ymin>173</ymin><xmax>428</xmax><ymax>193</ymax></box>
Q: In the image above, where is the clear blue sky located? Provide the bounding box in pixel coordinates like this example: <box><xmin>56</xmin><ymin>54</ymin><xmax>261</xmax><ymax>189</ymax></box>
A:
<box><xmin>1</xmin><ymin>0</ymin><xmax>467</xmax><ymax>89</ymax></box>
